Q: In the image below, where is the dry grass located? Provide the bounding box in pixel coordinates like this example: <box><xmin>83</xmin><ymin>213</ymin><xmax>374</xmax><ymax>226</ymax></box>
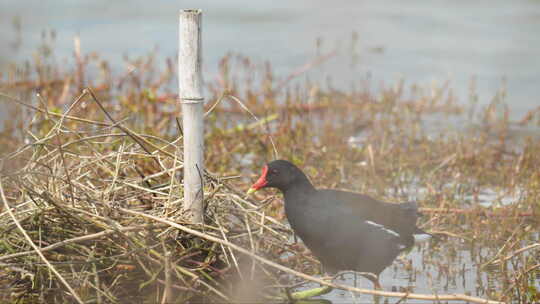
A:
<box><xmin>0</xmin><ymin>41</ymin><xmax>538</xmax><ymax>303</ymax></box>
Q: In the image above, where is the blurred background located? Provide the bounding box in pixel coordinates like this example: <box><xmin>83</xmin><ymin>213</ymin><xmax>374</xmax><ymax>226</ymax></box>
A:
<box><xmin>1</xmin><ymin>0</ymin><xmax>539</xmax><ymax>119</ymax></box>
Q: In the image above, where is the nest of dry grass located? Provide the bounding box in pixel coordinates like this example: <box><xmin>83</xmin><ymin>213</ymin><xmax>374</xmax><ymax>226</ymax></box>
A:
<box><xmin>0</xmin><ymin>90</ymin><xmax>303</xmax><ymax>303</ymax></box>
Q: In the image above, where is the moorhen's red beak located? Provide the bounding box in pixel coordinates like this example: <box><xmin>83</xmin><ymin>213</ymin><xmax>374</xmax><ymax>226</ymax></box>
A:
<box><xmin>247</xmin><ymin>165</ymin><xmax>268</xmax><ymax>195</ymax></box>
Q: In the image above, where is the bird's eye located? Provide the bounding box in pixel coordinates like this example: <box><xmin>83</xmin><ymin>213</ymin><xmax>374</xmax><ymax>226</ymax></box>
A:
<box><xmin>269</xmin><ymin>169</ymin><xmax>278</xmax><ymax>175</ymax></box>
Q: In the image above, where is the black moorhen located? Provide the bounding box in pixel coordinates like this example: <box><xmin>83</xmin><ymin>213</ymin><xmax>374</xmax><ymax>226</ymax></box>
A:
<box><xmin>247</xmin><ymin>160</ymin><xmax>428</xmax><ymax>287</ymax></box>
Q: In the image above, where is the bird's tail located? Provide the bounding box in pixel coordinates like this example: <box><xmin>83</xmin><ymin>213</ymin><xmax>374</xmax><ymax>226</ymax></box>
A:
<box><xmin>400</xmin><ymin>201</ymin><xmax>420</xmax><ymax>216</ymax></box>
<box><xmin>413</xmin><ymin>227</ymin><xmax>431</xmax><ymax>236</ymax></box>
<box><xmin>401</xmin><ymin>202</ymin><xmax>436</xmax><ymax>237</ymax></box>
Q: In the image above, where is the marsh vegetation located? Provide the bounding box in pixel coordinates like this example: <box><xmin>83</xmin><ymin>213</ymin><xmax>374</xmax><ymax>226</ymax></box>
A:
<box><xmin>0</xmin><ymin>37</ymin><xmax>538</xmax><ymax>303</ymax></box>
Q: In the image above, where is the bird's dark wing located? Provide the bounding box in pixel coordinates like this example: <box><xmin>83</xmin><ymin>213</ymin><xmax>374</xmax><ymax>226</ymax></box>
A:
<box><xmin>303</xmin><ymin>207</ymin><xmax>404</xmax><ymax>274</ymax></box>
<box><xmin>318</xmin><ymin>189</ymin><xmax>422</xmax><ymax>237</ymax></box>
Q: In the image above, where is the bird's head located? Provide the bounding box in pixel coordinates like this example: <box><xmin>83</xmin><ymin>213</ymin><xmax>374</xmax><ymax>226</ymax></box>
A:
<box><xmin>247</xmin><ymin>160</ymin><xmax>308</xmax><ymax>194</ymax></box>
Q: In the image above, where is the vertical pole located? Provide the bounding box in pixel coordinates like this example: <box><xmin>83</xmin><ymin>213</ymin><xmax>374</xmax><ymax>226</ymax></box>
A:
<box><xmin>179</xmin><ymin>9</ymin><xmax>204</xmax><ymax>224</ymax></box>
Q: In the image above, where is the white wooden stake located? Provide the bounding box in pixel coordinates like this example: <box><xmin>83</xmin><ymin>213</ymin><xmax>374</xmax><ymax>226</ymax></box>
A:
<box><xmin>179</xmin><ymin>9</ymin><xmax>204</xmax><ymax>224</ymax></box>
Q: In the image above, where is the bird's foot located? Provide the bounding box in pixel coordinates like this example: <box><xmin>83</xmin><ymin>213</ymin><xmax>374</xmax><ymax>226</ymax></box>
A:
<box><xmin>329</xmin><ymin>271</ymin><xmax>381</xmax><ymax>289</ymax></box>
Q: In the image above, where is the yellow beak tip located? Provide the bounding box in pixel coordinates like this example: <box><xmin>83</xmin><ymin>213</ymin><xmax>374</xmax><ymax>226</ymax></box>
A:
<box><xmin>246</xmin><ymin>188</ymin><xmax>257</xmax><ymax>195</ymax></box>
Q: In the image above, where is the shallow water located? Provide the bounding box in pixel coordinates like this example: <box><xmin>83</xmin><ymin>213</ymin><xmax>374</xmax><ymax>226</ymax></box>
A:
<box><xmin>295</xmin><ymin>236</ymin><xmax>538</xmax><ymax>303</ymax></box>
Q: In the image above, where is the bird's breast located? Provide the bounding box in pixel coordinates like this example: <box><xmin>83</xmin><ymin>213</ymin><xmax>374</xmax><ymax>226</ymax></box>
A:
<box><xmin>284</xmin><ymin>197</ymin><xmax>330</xmax><ymax>241</ymax></box>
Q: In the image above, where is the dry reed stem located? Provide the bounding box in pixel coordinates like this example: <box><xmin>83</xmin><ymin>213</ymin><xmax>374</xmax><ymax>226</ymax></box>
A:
<box><xmin>226</xmin><ymin>94</ymin><xmax>279</xmax><ymax>159</ymax></box>
<box><xmin>490</xmin><ymin>243</ymin><xmax>540</xmax><ymax>265</ymax></box>
<box><xmin>0</xmin><ymin>224</ymin><xmax>164</xmax><ymax>262</ymax></box>
<box><xmin>160</xmin><ymin>242</ymin><xmax>172</xmax><ymax>304</ymax></box>
<box><xmin>419</xmin><ymin>207</ymin><xmax>535</xmax><ymax>217</ymax></box>
<box><xmin>0</xmin><ymin>92</ymin><xmax>113</xmax><ymax>127</ymax></box>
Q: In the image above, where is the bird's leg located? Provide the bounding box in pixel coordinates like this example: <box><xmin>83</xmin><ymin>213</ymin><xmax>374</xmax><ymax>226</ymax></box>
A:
<box><xmin>329</xmin><ymin>270</ymin><xmax>350</xmax><ymax>282</ymax></box>
<box><xmin>373</xmin><ymin>279</ymin><xmax>382</xmax><ymax>290</ymax></box>
<box><xmin>284</xmin><ymin>281</ymin><xmax>333</xmax><ymax>300</ymax></box>
<box><xmin>284</xmin><ymin>286</ymin><xmax>294</xmax><ymax>302</ymax></box>
<box><xmin>354</xmin><ymin>272</ymin><xmax>381</xmax><ymax>289</ymax></box>
<box><xmin>321</xmin><ymin>274</ymin><xmax>333</xmax><ymax>281</ymax></box>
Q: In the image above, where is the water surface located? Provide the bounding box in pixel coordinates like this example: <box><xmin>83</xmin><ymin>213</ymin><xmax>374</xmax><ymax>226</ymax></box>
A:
<box><xmin>1</xmin><ymin>0</ymin><xmax>539</xmax><ymax>119</ymax></box>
